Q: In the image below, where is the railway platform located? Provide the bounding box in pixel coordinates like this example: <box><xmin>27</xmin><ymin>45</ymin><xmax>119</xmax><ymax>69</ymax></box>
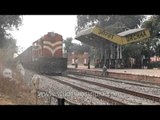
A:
<box><xmin>67</xmin><ymin>64</ymin><xmax>160</xmax><ymax>85</ymax></box>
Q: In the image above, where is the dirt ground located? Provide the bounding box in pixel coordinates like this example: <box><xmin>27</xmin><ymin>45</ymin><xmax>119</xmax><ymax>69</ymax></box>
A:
<box><xmin>0</xmin><ymin>94</ymin><xmax>14</xmax><ymax>105</ymax></box>
<box><xmin>0</xmin><ymin>68</ymin><xmax>45</xmax><ymax>105</ymax></box>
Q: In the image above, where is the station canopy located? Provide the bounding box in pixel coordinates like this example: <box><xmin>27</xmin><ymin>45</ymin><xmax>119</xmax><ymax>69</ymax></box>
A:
<box><xmin>75</xmin><ymin>26</ymin><xmax>150</xmax><ymax>47</ymax></box>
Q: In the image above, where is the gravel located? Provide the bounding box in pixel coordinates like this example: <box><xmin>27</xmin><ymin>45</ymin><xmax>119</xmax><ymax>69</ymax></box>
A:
<box><xmin>68</xmin><ymin>74</ymin><xmax>160</xmax><ymax>97</ymax></box>
<box><xmin>54</xmin><ymin>76</ymin><xmax>160</xmax><ymax>105</ymax></box>
<box><xmin>24</xmin><ymin>69</ymin><xmax>110</xmax><ymax>105</ymax></box>
<box><xmin>39</xmin><ymin>76</ymin><xmax>110</xmax><ymax>105</ymax></box>
<box><xmin>24</xmin><ymin>69</ymin><xmax>160</xmax><ymax>105</ymax></box>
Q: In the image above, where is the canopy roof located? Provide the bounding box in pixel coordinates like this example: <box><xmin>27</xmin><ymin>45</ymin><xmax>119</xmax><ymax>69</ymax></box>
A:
<box><xmin>75</xmin><ymin>26</ymin><xmax>150</xmax><ymax>46</ymax></box>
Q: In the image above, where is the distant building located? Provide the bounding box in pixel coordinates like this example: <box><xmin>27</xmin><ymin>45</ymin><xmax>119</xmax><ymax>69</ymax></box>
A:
<box><xmin>67</xmin><ymin>52</ymin><xmax>89</xmax><ymax>65</ymax></box>
<box><xmin>150</xmin><ymin>56</ymin><xmax>160</xmax><ymax>62</ymax></box>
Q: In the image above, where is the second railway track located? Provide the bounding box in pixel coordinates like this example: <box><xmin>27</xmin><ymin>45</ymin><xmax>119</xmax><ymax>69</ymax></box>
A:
<box><xmin>65</xmin><ymin>74</ymin><xmax>160</xmax><ymax>103</ymax></box>
<box><xmin>44</xmin><ymin>74</ymin><xmax>160</xmax><ymax>105</ymax></box>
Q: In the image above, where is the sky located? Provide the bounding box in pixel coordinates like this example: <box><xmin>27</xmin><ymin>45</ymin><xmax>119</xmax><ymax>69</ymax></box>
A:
<box><xmin>9</xmin><ymin>15</ymin><xmax>152</xmax><ymax>54</ymax></box>
<box><xmin>9</xmin><ymin>15</ymin><xmax>79</xmax><ymax>53</ymax></box>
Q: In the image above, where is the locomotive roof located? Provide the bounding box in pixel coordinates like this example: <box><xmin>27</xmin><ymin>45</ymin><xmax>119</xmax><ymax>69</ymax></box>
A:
<box><xmin>32</xmin><ymin>32</ymin><xmax>62</xmax><ymax>44</ymax></box>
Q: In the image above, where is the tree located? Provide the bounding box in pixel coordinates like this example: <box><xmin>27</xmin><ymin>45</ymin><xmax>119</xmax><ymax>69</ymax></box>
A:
<box><xmin>122</xmin><ymin>43</ymin><xmax>144</xmax><ymax>68</ymax></box>
<box><xmin>1</xmin><ymin>37</ymin><xmax>17</xmax><ymax>61</ymax></box>
<box><xmin>63</xmin><ymin>37</ymin><xmax>91</xmax><ymax>54</ymax></box>
<box><xmin>142</xmin><ymin>16</ymin><xmax>160</xmax><ymax>52</ymax></box>
<box><xmin>139</xmin><ymin>15</ymin><xmax>160</xmax><ymax>68</ymax></box>
<box><xmin>63</xmin><ymin>37</ymin><xmax>73</xmax><ymax>53</ymax></box>
<box><xmin>0</xmin><ymin>15</ymin><xmax>22</xmax><ymax>48</ymax></box>
<box><xmin>76</xmin><ymin>15</ymin><xmax>145</xmax><ymax>34</ymax></box>
<box><xmin>71</xmin><ymin>43</ymin><xmax>90</xmax><ymax>54</ymax></box>
<box><xmin>0</xmin><ymin>15</ymin><xmax>22</xmax><ymax>65</ymax></box>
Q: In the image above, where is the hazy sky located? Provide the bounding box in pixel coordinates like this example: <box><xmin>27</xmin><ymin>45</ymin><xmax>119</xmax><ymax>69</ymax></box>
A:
<box><xmin>10</xmin><ymin>15</ymin><xmax>151</xmax><ymax>53</ymax></box>
<box><xmin>10</xmin><ymin>15</ymin><xmax>79</xmax><ymax>52</ymax></box>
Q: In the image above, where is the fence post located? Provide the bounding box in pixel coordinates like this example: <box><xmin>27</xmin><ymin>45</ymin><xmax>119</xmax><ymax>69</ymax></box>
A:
<box><xmin>48</xmin><ymin>95</ymin><xmax>52</xmax><ymax>105</ymax></box>
<box><xmin>57</xmin><ymin>98</ymin><xmax>65</xmax><ymax>105</ymax></box>
<box><xmin>36</xmin><ymin>89</ymin><xmax>38</xmax><ymax>105</ymax></box>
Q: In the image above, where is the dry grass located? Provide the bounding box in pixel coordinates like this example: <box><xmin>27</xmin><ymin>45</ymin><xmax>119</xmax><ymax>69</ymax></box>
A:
<box><xmin>0</xmin><ymin>68</ymin><xmax>47</xmax><ymax>105</ymax></box>
<box><xmin>0</xmin><ymin>75</ymin><xmax>36</xmax><ymax>105</ymax></box>
<box><xmin>0</xmin><ymin>49</ymin><xmax>38</xmax><ymax>105</ymax></box>
<box><xmin>0</xmin><ymin>51</ymin><xmax>46</xmax><ymax>104</ymax></box>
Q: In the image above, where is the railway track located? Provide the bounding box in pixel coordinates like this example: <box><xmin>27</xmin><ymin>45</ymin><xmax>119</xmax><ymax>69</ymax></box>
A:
<box><xmin>45</xmin><ymin>75</ymin><xmax>126</xmax><ymax>105</ymax></box>
<box><xmin>65</xmin><ymin>74</ymin><xmax>160</xmax><ymax>103</ymax></box>
<box><xmin>68</xmin><ymin>71</ymin><xmax>160</xmax><ymax>89</ymax></box>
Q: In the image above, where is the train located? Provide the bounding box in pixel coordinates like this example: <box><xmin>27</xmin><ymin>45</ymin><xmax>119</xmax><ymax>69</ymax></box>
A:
<box><xmin>16</xmin><ymin>32</ymin><xmax>67</xmax><ymax>75</ymax></box>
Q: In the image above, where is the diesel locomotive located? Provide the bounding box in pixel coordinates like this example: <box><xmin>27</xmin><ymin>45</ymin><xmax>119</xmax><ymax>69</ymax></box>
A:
<box><xmin>16</xmin><ymin>32</ymin><xmax>67</xmax><ymax>75</ymax></box>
